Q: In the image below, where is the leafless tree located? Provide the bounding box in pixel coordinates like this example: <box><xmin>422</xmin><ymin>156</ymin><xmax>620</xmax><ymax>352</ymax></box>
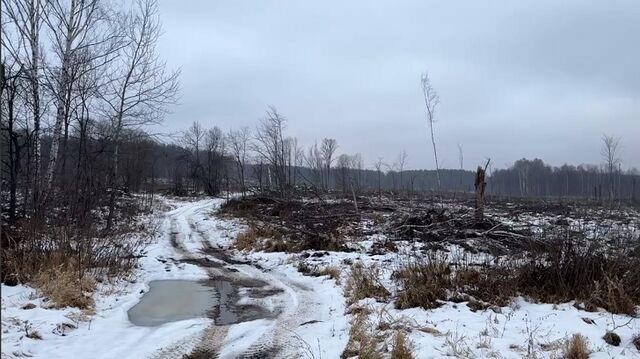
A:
<box><xmin>320</xmin><ymin>138</ymin><xmax>338</xmax><ymax>191</ymax></box>
<box><xmin>204</xmin><ymin>126</ymin><xmax>225</xmax><ymax>195</ymax></box>
<box><xmin>457</xmin><ymin>143</ymin><xmax>463</xmax><ymax>170</ymax></box>
<box><xmin>227</xmin><ymin>126</ymin><xmax>251</xmax><ymax>193</ymax></box>
<box><xmin>1</xmin><ymin>0</ymin><xmax>45</xmax><ymax>210</ymax></box>
<box><xmin>373</xmin><ymin>157</ymin><xmax>385</xmax><ymax>196</ymax></box>
<box><xmin>182</xmin><ymin>121</ymin><xmax>205</xmax><ymax>189</ymax></box>
<box><xmin>254</xmin><ymin>106</ymin><xmax>289</xmax><ymax>195</ymax></box>
<box><xmin>304</xmin><ymin>141</ymin><xmax>323</xmax><ymax>189</ymax></box>
<box><xmin>397</xmin><ymin>150</ymin><xmax>408</xmax><ymax>192</ymax></box>
<box><xmin>100</xmin><ymin>0</ymin><xmax>179</xmax><ymax>229</ymax></box>
<box><xmin>42</xmin><ymin>0</ymin><xmax>118</xmax><ymax>198</ymax></box>
<box><xmin>601</xmin><ymin>134</ymin><xmax>621</xmax><ymax>200</ymax></box>
<box><xmin>421</xmin><ymin>72</ymin><xmax>441</xmax><ymax>189</ymax></box>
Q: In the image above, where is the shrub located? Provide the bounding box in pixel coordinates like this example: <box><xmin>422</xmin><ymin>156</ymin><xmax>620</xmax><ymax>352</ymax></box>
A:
<box><xmin>341</xmin><ymin>312</ymin><xmax>383</xmax><ymax>359</ymax></box>
<box><xmin>235</xmin><ymin>226</ymin><xmax>259</xmax><ymax>250</ymax></box>
<box><xmin>564</xmin><ymin>334</ymin><xmax>589</xmax><ymax>359</ymax></box>
<box><xmin>393</xmin><ymin>255</ymin><xmax>451</xmax><ymax>309</ymax></box>
<box><xmin>34</xmin><ymin>264</ymin><xmax>95</xmax><ymax>309</ymax></box>
<box><xmin>345</xmin><ymin>263</ymin><xmax>389</xmax><ymax>305</ymax></box>
<box><xmin>391</xmin><ymin>331</ymin><xmax>414</xmax><ymax>359</ymax></box>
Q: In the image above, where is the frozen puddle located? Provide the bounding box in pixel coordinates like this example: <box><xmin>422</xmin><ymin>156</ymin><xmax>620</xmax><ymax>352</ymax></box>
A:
<box><xmin>128</xmin><ymin>280</ymin><xmax>216</xmax><ymax>326</ymax></box>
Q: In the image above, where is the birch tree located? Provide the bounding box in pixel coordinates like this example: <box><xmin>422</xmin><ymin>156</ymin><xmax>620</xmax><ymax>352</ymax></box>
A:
<box><xmin>320</xmin><ymin>138</ymin><xmax>338</xmax><ymax>191</ymax></box>
<box><xmin>601</xmin><ymin>134</ymin><xmax>621</xmax><ymax>200</ymax></box>
<box><xmin>1</xmin><ymin>0</ymin><xmax>45</xmax><ymax>209</ymax></box>
<box><xmin>42</xmin><ymin>0</ymin><xmax>108</xmax><ymax>196</ymax></box>
<box><xmin>421</xmin><ymin>72</ymin><xmax>441</xmax><ymax>189</ymax></box>
<box><xmin>101</xmin><ymin>0</ymin><xmax>179</xmax><ymax>229</ymax></box>
<box><xmin>227</xmin><ymin>126</ymin><xmax>251</xmax><ymax>193</ymax></box>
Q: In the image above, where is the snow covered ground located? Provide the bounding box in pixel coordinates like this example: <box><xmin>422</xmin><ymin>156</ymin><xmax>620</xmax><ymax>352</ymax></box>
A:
<box><xmin>2</xmin><ymin>197</ymin><xmax>638</xmax><ymax>358</ymax></box>
<box><xmin>1</xmin><ymin>198</ymin><xmax>348</xmax><ymax>358</ymax></box>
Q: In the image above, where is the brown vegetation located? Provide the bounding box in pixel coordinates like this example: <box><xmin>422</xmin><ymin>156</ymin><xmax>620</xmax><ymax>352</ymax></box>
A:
<box><xmin>391</xmin><ymin>232</ymin><xmax>639</xmax><ymax>314</ymax></box>
<box><xmin>391</xmin><ymin>331</ymin><xmax>414</xmax><ymax>359</ymax></box>
<box><xmin>34</xmin><ymin>264</ymin><xmax>96</xmax><ymax>309</ymax></box>
<box><xmin>345</xmin><ymin>263</ymin><xmax>390</xmax><ymax>305</ymax></box>
<box><xmin>564</xmin><ymin>334</ymin><xmax>589</xmax><ymax>359</ymax></box>
<box><xmin>341</xmin><ymin>312</ymin><xmax>383</xmax><ymax>359</ymax></box>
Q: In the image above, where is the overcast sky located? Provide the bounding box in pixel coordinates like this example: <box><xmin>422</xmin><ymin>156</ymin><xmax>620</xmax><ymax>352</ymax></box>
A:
<box><xmin>156</xmin><ymin>0</ymin><xmax>639</xmax><ymax>171</ymax></box>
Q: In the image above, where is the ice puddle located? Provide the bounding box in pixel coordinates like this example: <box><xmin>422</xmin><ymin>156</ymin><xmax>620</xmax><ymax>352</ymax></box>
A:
<box><xmin>128</xmin><ymin>280</ymin><xmax>217</xmax><ymax>326</ymax></box>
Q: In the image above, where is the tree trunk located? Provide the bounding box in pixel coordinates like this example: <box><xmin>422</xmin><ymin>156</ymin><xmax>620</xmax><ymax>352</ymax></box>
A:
<box><xmin>474</xmin><ymin>166</ymin><xmax>487</xmax><ymax>223</ymax></box>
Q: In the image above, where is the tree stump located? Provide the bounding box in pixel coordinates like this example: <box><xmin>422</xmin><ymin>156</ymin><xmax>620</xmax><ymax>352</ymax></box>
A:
<box><xmin>474</xmin><ymin>166</ymin><xmax>487</xmax><ymax>222</ymax></box>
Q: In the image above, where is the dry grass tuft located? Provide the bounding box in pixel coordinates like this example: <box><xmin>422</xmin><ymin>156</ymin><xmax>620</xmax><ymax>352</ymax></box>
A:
<box><xmin>391</xmin><ymin>331</ymin><xmax>414</xmax><ymax>359</ymax></box>
<box><xmin>393</xmin><ymin>255</ymin><xmax>450</xmax><ymax>309</ymax></box>
<box><xmin>235</xmin><ymin>226</ymin><xmax>260</xmax><ymax>250</ymax></box>
<box><xmin>235</xmin><ymin>223</ymin><xmax>285</xmax><ymax>250</ymax></box>
<box><xmin>34</xmin><ymin>265</ymin><xmax>95</xmax><ymax>309</ymax></box>
<box><xmin>345</xmin><ymin>263</ymin><xmax>389</xmax><ymax>305</ymax></box>
<box><xmin>341</xmin><ymin>312</ymin><xmax>383</xmax><ymax>359</ymax></box>
<box><xmin>564</xmin><ymin>334</ymin><xmax>589</xmax><ymax>359</ymax></box>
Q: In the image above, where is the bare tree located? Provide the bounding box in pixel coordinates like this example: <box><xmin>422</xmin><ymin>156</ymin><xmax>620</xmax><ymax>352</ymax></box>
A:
<box><xmin>182</xmin><ymin>121</ymin><xmax>205</xmax><ymax>189</ymax></box>
<box><xmin>397</xmin><ymin>150</ymin><xmax>408</xmax><ymax>192</ymax></box>
<box><xmin>457</xmin><ymin>143</ymin><xmax>463</xmax><ymax>170</ymax></box>
<box><xmin>421</xmin><ymin>72</ymin><xmax>441</xmax><ymax>189</ymax></box>
<box><xmin>1</xmin><ymin>0</ymin><xmax>45</xmax><ymax>210</ymax></box>
<box><xmin>42</xmin><ymin>0</ymin><xmax>116</xmax><ymax>198</ymax></box>
<box><xmin>373</xmin><ymin>157</ymin><xmax>385</xmax><ymax>196</ymax></box>
<box><xmin>320</xmin><ymin>138</ymin><xmax>338</xmax><ymax>191</ymax></box>
<box><xmin>601</xmin><ymin>134</ymin><xmax>621</xmax><ymax>200</ymax></box>
<box><xmin>254</xmin><ymin>106</ymin><xmax>289</xmax><ymax>195</ymax></box>
<box><xmin>204</xmin><ymin>126</ymin><xmax>225</xmax><ymax>195</ymax></box>
<box><xmin>304</xmin><ymin>141</ymin><xmax>323</xmax><ymax>189</ymax></box>
<box><xmin>227</xmin><ymin>126</ymin><xmax>251</xmax><ymax>194</ymax></box>
<box><xmin>101</xmin><ymin>0</ymin><xmax>179</xmax><ymax>229</ymax></box>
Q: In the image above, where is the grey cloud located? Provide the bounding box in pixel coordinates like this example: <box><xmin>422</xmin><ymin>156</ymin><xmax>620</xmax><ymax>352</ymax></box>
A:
<box><xmin>156</xmin><ymin>0</ymin><xmax>640</xmax><ymax>170</ymax></box>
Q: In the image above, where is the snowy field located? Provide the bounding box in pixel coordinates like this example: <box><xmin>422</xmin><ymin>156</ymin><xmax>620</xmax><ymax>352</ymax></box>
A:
<box><xmin>2</xmin><ymin>197</ymin><xmax>639</xmax><ymax>358</ymax></box>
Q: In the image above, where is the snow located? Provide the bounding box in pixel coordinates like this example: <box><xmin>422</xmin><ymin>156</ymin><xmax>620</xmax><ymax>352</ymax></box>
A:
<box><xmin>2</xmin><ymin>196</ymin><xmax>638</xmax><ymax>358</ymax></box>
<box><xmin>1</xmin><ymin>197</ymin><xmax>349</xmax><ymax>359</ymax></box>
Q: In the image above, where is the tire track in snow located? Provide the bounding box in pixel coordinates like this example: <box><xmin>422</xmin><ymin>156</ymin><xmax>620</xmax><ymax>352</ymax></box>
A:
<box><xmin>150</xmin><ymin>198</ymin><xmax>333</xmax><ymax>358</ymax></box>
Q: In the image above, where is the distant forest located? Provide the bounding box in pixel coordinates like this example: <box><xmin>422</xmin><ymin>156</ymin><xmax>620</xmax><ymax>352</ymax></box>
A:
<box><xmin>17</xmin><ymin>127</ymin><xmax>632</xmax><ymax>206</ymax></box>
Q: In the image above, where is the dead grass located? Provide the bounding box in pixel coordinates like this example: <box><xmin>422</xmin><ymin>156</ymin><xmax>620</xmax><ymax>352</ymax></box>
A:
<box><xmin>393</xmin><ymin>254</ymin><xmax>451</xmax><ymax>309</ymax></box>
<box><xmin>24</xmin><ymin>323</ymin><xmax>42</xmax><ymax>340</ymax></box>
<box><xmin>235</xmin><ymin>223</ymin><xmax>284</xmax><ymax>251</ymax></box>
<box><xmin>390</xmin><ymin>235</ymin><xmax>640</xmax><ymax>314</ymax></box>
<box><xmin>345</xmin><ymin>263</ymin><xmax>390</xmax><ymax>305</ymax></box>
<box><xmin>235</xmin><ymin>226</ymin><xmax>260</xmax><ymax>250</ymax></box>
<box><xmin>564</xmin><ymin>334</ymin><xmax>589</xmax><ymax>359</ymax></box>
<box><xmin>391</xmin><ymin>331</ymin><xmax>414</xmax><ymax>359</ymax></box>
<box><xmin>341</xmin><ymin>312</ymin><xmax>383</xmax><ymax>359</ymax></box>
<box><xmin>34</xmin><ymin>265</ymin><xmax>96</xmax><ymax>309</ymax></box>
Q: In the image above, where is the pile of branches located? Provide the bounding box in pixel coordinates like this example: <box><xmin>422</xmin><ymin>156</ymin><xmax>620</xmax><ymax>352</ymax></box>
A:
<box><xmin>389</xmin><ymin>207</ymin><xmax>532</xmax><ymax>254</ymax></box>
<box><xmin>220</xmin><ymin>195</ymin><xmax>363</xmax><ymax>251</ymax></box>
